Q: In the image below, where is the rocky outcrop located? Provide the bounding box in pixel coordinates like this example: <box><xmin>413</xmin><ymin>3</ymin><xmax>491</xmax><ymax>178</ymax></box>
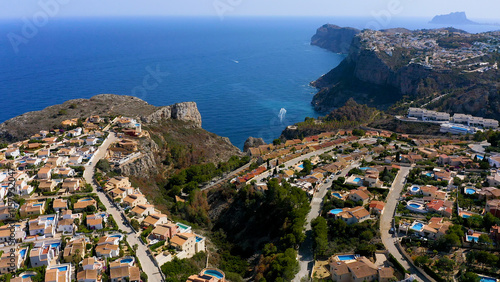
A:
<box><xmin>311</xmin><ymin>24</ymin><xmax>360</xmax><ymax>54</ymax></box>
<box><xmin>116</xmin><ymin>138</ymin><xmax>160</xmax><ymax>177</ymax></box>
<box><xmin>430</xmin><ymin>12</ymin><xmax>477</xmax><ymax>25</ymax></box>
<box><xmin>140</xmin><ymin>102</ymin><xmax>202</xmax><ymax>128</ymax></box>
<box><xmin>0</xmin><ymin>94</ymin><xmax>202</xmax><ymax>142</ymax></box>
<box><xmin>243</xmin><ymin>137</ymin><xmax>266</xmax><ymax>152</ymax></box>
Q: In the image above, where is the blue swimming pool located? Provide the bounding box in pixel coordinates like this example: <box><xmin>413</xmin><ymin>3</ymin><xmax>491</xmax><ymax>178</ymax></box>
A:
<box><xmin>479</xmin><ymin>276</ymin><xmax>497</xmax><ymax>282</ymax></box>
<box><xmin>109</xmin><ymin>234</ymin><xmax>122</xmax><ymax>239</ymax></box>
<box><xmin>425</xmin><ymin>173</ymin><xmax>433</xmax><ymax>177</ymax></box>
<box><xmin>409</xmin><ymin>203</ymin><xmax>422</xmax><ymax>209</ymax></box>
<box><xmin>462</xmin><ymin>214</ymin><xmax>471</xmax><ymax>218</ymax></box>
<box><xmin>338</xmin><ymin>255</ymin><xmax>356</xmax><ymax>261</ymax></box>
<box><xmin>477</xmin><ymin>155</ymin><xmax>484</xmax><ymax>160</ymax></box>
<box><xmin>353</xmin><ymin>177</ymin><xmax>361</xmax><ymax>183</ymax></box>
<box><xmin>57</xmin><ymin>266</ymin><xmax>68</xmax><ymax>272</ymax></box>
<box><xmin>177</xmin><ymin>223</ymin><xmax>190</xmax><ymax>230</ymax></box>
<box><xmin>329</xmin><ymin>209</ymin><xmax>343</xmax><ymax>215</ymax></box>
<box><xmin>467</xmin><ymin>235</ymin><xmax>479</xmax><ymax>243</ymax></box>
<box><xmin>80</xmin><ymin>198</ymin><xmax>93</xmax><ymax>202</ymax></box>
<box><xmin>196</xmin><ymin>236</ymin><xmax>204</xmax><ymax>242</ymax></box>
<box><xmin>465</xmin><ymin>188</ymin><xmax>476</xmax><ymax>195</ymax></box>
<box><xmin>332</xmin><ymin>193</ymin><xmax>342</xmax><ymax>199</ymax></box>
<box><xmin>21</xmin><ymin>274</ymin><xmax>35</xmax><ymax>279</ymax></box>
<box><xmin>411</xmin><ymin>223</ymin><xmax>424</xmax><ymax>231</ymax></box>
<box><xmin>121</xmin><ymin>258</ymin><xmax>133</xmax><ymax>264</ymax></box>
<box><xmin>204</xmin><ymin>270</ymin><xmax>224</xmax><ymax>279</ymax></box>
<box><xmin>19</xmin><ymin>249</ymin><xmax>26</xmax><ymax>257</ymax></box>
<box><xmin>47</xmin><ymin>217</ymin><xmax>55</xmax><ymax>221</ymax></box>
<box><xmin>360</xmin><ymin>167</ymin><xmax>370</xmax><ymax>170</ymax></box>
<box><xmin>411</xmin><ymin>186</ymin><xmax>420</xmax><ymax>192</ymax></box>
<box><xmin>33</xmin><ymin>203</ymin><xmax>43</xmax><ymax>207</ymax></box>
<box><xmin>298</xmin><ymin>164</ymin><xmax>304</xmax><ymax>169</ymax></box>
<box><xmin>51</xmin><ymin>242</ymin><xmax>61</xmax><ymax>248</ymax></box>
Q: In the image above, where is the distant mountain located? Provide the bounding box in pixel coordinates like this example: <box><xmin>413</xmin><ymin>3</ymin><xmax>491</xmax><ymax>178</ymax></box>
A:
<box><xmin>430</xmin><ymin>12</ymin><xmax>478</xmax><ymax>25</ymax></box>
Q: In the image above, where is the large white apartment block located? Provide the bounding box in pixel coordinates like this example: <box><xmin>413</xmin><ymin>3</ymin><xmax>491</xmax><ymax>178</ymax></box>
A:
<box><xmin>409</xmin><ymin>108</ymin><xmax>499</xmax><ymax>129</ymax></box>
<box><xmin>408</xmin><ymin>108</ymin><xmax>450</xmax><ymax>121</ymax></box>
<box><xmin>453</xmin><ymin>113</ymin><xmax>499</xmax><ymax>128</ymax></box>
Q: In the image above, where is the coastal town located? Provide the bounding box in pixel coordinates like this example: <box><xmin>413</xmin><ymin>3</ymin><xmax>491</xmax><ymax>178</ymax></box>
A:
<box><xmin>360</xmin><ymin>28</ymin><xmax>500</xmax><ymax>72</ymax></box>
<box><xmin>1</xmin><ymin>110</ymin><xmax>500</xmax><ymax>282</ymax></box>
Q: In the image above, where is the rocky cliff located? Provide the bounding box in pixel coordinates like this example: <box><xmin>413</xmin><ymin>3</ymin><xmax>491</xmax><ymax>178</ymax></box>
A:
<box><xmin>243</xmin><ymin>137</ymin><xmax>266</xmax><ymax>152</ymax></box>
<box><xmin>310</xmin><ymin>28</ymin><xmax>500</xmax><ymax>120</ymax></box>
<box><xmin>311</xmin><ymin>35</ymin><xmax>430</xmax><ymax>111</ymax></box>
<box><xmin>310</xmin><ymin>24</ymin><xmax>360</xmax><ymax>54</ymax></box>
<box><xmin>141</xmin><ymin>101</ymin><xmax>202</xmax><ymax>127</ymax></box>
<box><xmin>0</xmin><ymin>94</ymin><xmax>202</xmax><ymax>142</ymax></box>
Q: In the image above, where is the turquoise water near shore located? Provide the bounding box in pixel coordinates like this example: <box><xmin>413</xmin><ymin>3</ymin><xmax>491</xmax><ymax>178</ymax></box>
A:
<box><xmin>0</xmin><ymin>16</ymin><xmax>497</xmax><ymax>148</ymax></box>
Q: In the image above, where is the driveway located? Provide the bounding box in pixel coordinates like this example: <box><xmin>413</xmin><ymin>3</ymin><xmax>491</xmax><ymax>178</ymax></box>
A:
<box><xmin>293</xmin><ymin>162</ymin><xmax>358</xmax><ymax>281</ymax></box>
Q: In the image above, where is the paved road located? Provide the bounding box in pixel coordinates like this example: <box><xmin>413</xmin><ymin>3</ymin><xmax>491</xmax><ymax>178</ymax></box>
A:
<box><xmin>83</xmin><ymin>132</ymin><xmax>164</xmax><ymax>282</ymax></box>
<box><xmin>293</xmin><ymin>162</ymin><xmax>358</xmax><ymax>282</ymax></box>
<box><xmin>251</xmin><ymin>143</ymin><xmax>345</xmax><ymax>184</ymax></box>
<box><xmin>201</xmin><ymin>162</ymin><xmax>252</xmax><ymax>191</ymax></box>
<box><xmin>380</xmin><ymin>166</ymin><xmax>429</xmax><ymax>282</ymax></box>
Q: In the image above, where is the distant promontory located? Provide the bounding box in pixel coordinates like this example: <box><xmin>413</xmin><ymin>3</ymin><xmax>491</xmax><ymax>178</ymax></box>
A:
<box><xmin>429</xmin><ymin>12</ymin><xmax>477</xmax><ymax>25</ymax></box>
<box><xmin>311</xmin><ymin>24</ymin><xmax>360</xmax><ymax>54</ymax></box>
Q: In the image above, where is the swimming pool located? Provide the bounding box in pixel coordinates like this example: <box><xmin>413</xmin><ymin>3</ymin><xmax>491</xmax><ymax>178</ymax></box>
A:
<box><xmin>337</xmin><ymin>255</ymin><xmax>356</xmax><ymax>261</ymax></box>
<box><xmin>467</xmin><ymin>235</ymin><xmax>479</xmax><ymax>243</ymax></box>
<box><xmin>33</xmin><ymin>203</ymin><xmax>43</xmax><ymax>207</ymax></box>
<box><xmin>21</xmin><ymin>274</ymin><xmax>35</xmax><ymax>279</ymax></box>
<box><xmin>425</xmin><ymin>173</ymin><xmax>433</xmax><ymax>177</ymax></box>
<box><xmin>51</xmin><ymin>242</ymin><xmax>61</xmax><ymax>248</ymax></box>
<box><xmin>204</xmin><ymin>269</ymin><xmax>224</xmax><ymax>279</ymax></box>
<box><xmin>353</xmin><ymin>177</ymin><xmax>362</xmax><ymax>183</ymax></box>
<box><xmin>465</xmin><ymin>188</ymin><xmax>476</xmax><ymax>195</ymax></box>
<box><xmin>47</xmin><ymin>217</ymin><xmax>55</xmax><ymax>221</ymax></box>
<box><xmin>479</xmin><ymin>276</ymin><xmax>497</xmax><ymax>282</ymax></box>
<box><xmin>360</xmin><ymin>167</ymin><xmax>370</xmax><ymax>170</ymax></box>
<box><xmin>109</xmin><ymin>234</ymin><xmax>122</xmax><ymax>239</ymax></box>
<box><xmin>177</xmin><ymin>223</ymin><xmax>191</xmax><ymax>232</ymax></box>
<box><xmin>329</xmin><ymin>209</ymin><xmax>343</xmax><ymax>215</ymax></box>
<box><xmin>411</xmin><ymin>223</ymin><xmax>424</xmax><ymax>231</ymax></box>
<box><xmin>121</xmin><ymin>258</ymin><xmax>133</xmax><ymax>264</ymax></box>
<box><xmin>79</xmin><ymin>198</ymin><xmax>93</xmax><ymax>202</ymax></box>
<box><xmin>332</xmin><ymin>192</ymin><xmax>342</xmax><ymax>199</ymax></box>
<box><xmin>409</xmin><ymin>203</ymin><xmax>422</xmax><ymax>209</ymax></box>
<box><xmin>196</xmin><ymin>236</ymin><xmax>203</xmax><ymax>243</ymax></box>
<box><xmin>298</xmin><ymin>164</ymin><xmax>304</xmax><ymax>169</ymax></box>
<box><xmin>411</xmin><ymin>186</ymin><xmax>420</xmax><ymax>192</ymax></box>
<box><xmin>19</xmin><ymin>249</ymin><xmax>27</xmax><ymax>257</ymax></box>
<box><xmin>56</xmin><ymin>266</ymin><xmax>68</xmax><ymax>272</ymax></box>
<box><xmin>462</xmin><ymin>214</ymin><xmax>471</xmax><ymax>218</ymax></box>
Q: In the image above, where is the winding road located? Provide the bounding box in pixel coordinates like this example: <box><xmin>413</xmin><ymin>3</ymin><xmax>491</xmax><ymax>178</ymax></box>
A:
<box><xmin>380</xmin><ymin>166</ymin><xmax>430</xmax><ymax>282</ymax></box>
<box><xmin>83</xmin><ymin>131</ymin><xmax>165</xmax><ymax>282</ymax></box>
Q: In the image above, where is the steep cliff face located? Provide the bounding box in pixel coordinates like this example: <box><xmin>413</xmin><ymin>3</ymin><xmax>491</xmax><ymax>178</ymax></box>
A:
<box><xmin>0</xmin><ymin>94</ymin><xmax>203</xmax><ymax>142</ymax></box>
<box><xmin>311</xmin><ymin>24</ymin><xmax>360</xmax><ymax>54</ymax></box>
<box><xmin>116</xmin><ymin>138</ymin><xmax>161</xmax><ymax>177</ymax></box>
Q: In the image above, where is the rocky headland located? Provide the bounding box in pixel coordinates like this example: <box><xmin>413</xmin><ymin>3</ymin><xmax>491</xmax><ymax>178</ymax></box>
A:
<box><xmin>310</xmin><ymin>26</ymin><xmax>500</xmax><ymax>119</ymax></box>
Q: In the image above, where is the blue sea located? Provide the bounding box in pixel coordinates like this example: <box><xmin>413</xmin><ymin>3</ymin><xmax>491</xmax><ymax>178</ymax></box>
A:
<box><xmin>0</xmin><ymin>16</ymin><xmax>498</xmax><ymax>149</ymax></box>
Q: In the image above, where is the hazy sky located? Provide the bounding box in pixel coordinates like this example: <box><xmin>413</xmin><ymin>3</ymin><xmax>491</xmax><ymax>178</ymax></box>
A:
<box><xmin>1</xmin><ymin>0</ymin><xmax>499</xmax><ymax>20</ymax></box>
